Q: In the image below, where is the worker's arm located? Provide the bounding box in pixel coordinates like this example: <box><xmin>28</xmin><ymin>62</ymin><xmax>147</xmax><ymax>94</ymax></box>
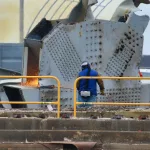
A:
<box><xmin>97</xmin><ymin>74</ymin><xmax>105</xmax><ymax>95</ymax></box>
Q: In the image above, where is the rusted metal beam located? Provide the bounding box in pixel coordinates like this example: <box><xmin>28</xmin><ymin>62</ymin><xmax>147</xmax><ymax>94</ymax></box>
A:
<box><xmin>0</xmin><ymin>142</ymin><xmax>97</xmax><ymax>150</ymax></box>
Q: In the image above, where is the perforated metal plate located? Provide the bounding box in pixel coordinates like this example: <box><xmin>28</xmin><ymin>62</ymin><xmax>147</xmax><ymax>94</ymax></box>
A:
<box><xmin>42</xmin><ymin>25</ymin><xmax>81</xmax><ymax>82</ymax></box>
<box><xmin>39</xmin><ymin>18</ymin><xmax>144</xmax><ymax>109</ymax></box>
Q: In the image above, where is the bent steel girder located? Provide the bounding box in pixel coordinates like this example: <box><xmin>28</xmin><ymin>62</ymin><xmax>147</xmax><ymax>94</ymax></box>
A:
<box><xmin>39</xmin><ymin>17</ymin><xmax>147</xmax><ymax>108</ymax></box>
<box><xmin>23</xmin><ymin>0</ymin><xmax>150</xmax><ymax>109</ymax></box>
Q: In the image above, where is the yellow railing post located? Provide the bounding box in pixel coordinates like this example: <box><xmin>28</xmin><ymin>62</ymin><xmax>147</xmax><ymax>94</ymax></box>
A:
<box><xmin>74</xmin><ymin>76</ymin><xmax>150</xmax><ymax>118</ymax></box>
<box><xmin>54</xmin><ymin>76</ymin><xmax>61</xmax><ymax>118</ymax></box>
<box><xmin>74</xmin><ymin>78</ymin><xmax>80</xmax><ymax>118</ymax></box>
<box><xmin>0</xmin><ymin>76</ymin><xmax>61</xmax><ymax>118</ymax></box>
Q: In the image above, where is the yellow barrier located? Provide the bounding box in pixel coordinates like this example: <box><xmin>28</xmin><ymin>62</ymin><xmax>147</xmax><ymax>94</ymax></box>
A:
<box><xmin>74</xmin><ymin>76</ymin><xmax>150</xmax><ymax>117</ymax></box>
<box><xmin>0</xmin><ymin>76</ymin><xmax>61</xmax><ymax>118</ymax></box>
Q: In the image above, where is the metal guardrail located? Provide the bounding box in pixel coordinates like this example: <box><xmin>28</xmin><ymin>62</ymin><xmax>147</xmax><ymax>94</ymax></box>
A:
<box><xmin>0</xmin><ymin>76</ymin><xmax>61</xmax><ymax>118</ymax></box>
<box><xmin>73</xmin><ymin>76</ymin><xmax>150</xmax><ymax>117</ymax></box>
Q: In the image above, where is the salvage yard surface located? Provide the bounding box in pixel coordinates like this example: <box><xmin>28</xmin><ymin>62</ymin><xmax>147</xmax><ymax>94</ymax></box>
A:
<box><xmin>0</xmin><ymin>108</ymin><xmax>150</xmax><ymax>118</ymax></box>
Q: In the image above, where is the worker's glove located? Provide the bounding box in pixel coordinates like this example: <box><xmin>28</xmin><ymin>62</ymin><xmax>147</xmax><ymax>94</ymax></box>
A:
<box><xmin>100</xmin><ymin>90</ymin><xmax>105</xmax><ymax>96</ymax></box>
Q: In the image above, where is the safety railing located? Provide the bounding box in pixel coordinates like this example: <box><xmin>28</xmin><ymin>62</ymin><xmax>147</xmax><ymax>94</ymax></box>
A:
<box><xmin>0</xmin><ymin>76</ymin><xmax>61</xmax><ymax>118</ymax></box>
<box><xmin>74</xmin><ymin>76</ymin><xmax>150</xmax><ymax>117</ymax></box>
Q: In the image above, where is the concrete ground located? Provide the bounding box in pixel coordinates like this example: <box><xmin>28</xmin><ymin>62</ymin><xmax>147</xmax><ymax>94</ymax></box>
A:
<box><xmin>1</xmin><ymin>143</ymin><xmax>150</xmax><ymax>150</ymax></box>
<box><xmin>1</xmin><ymin>108</ymin><xmax>150</xmax><ymax>118</ymax></box>
<box><xmin>1</xmin><ymin>109</ymin><xmax>150</xmax><ymax>149</ymax></box>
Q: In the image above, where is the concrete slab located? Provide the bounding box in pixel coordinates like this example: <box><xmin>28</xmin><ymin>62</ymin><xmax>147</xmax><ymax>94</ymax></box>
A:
<box><xmin>1</xmin><ymin>143</ymin><xmax>150</xmax><ymax>150</ymax></box>
<box><xmin>4</xmin><ymin>118</ymin><xmax>41</xmax><ymax>130</ymax></box>
<box><xmin>103</xmin><ymin>143</ymin><xmax>150</xmax><ymax>150</ymax></box>
<box><xmin>0</xmin><ymin>118</ymin><xmax>5</xmax><ymax>129</ymax></box>
<box><xmin>41</xmin><ymin>119</ymin><xmax>113</xmax><ymax>130</ymax></box>
<box><xmin>1</xmin><ymin>109</ymin><xmax>150</xmax><ymax>118</ymax></box>
<box><xmin>0</xmin><ymin>143</ymin><xmax>62</xmax><ymax>150</ymax></box>
<box><xmin>1</xmin><ymin>118</ymin><xmax>150</xmax><ymax>131</ymax></box>
<box><xmin>0</xmin><ymin>130</ymin><xmax>150</xmax><ymax>143</ymax></box>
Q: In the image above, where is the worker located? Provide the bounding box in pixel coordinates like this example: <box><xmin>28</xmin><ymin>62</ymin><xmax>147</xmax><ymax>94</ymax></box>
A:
<box><xmin>118</xmin><ymin>10</ymin><xmax>130</xmax><ymax>23</ymax></box>
<box><xmin>77</xmin><ymin>61</ymin><xmax>105</xmax><ymax>108</ymax></box>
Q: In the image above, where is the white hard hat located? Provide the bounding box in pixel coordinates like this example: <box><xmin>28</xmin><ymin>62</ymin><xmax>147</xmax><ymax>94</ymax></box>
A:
<box><xmin>81</xmin><ymin>61</ymin><xmax>89</xmax><ymax>67</ymax></box>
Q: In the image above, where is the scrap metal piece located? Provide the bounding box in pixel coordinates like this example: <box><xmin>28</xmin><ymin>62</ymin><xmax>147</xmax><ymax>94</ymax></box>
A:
<box><xmin>88</xmin><ymin>0</ymin><xmax>97</xmax><ymax>6</ymax></box>
<box><xmin>26</xmin><ymin>18</ymin><xmax>53</xmax><ymax>40</ymax></box>
<box><xmin>138</xmin><ymin>115</ymin><xmax>148</xmax><ymax>120</ymax></box>
<box><xmin>112</xmin><ymin>115</ymin><xmax>124</xmax><ymax>120</ymax></box>
<box><xmin>13</xmin><ymin>114</ymin><xmax>24</xmax><ymax>118</ymax></box>
<box><xmin>39</xmin><ymin>113</ymin><xmax>47</xmax><ymax>119</ymax></box>
<box><xmin>40</xmin><ymin>19</ymin><xmax>145</xmax><ymax>109</ymax></box>
<box><xmin>67</xmin><ymin>0</ymin><xmax>97</xmax><ymax>23</ymax></box>
<box><xmin>3</xmin><ymin>85</ymin><xmax>39</xmax><ymax>109</ymax></box>
<box><xmin>67</xmin><ymin>0</ymin><xmax>88</xmax><ymax>23</ymax></box>
<box><xmin>133</xmin><ymin>0</ymin><xmax>150</xmax><ymax>7</ymax></box>
<box><xmin>1</xmin><ymin>142</ymin><xmax>96</xmax><ymax>150</ymax></box>
<box><xmin>61</xmin><ymin>113</ymin><xmax>71</xmax><ymax>119</ymax></box>
<box><xmin>90</xmin><ymin>114</ymin><xmax>98</xmax><ymax>119</ymax></box>
<box><xmin>40</xmin><ymin>85</ymin><xmax>55</xmax><ymax>89</ymax></box>
<box><xmin>127</xmin><ymin>12</ymin><xmax>149</xmax><ymax>34</ymax></box>
<box><xmin>111</xmin><ymin>0</ymin><xmax>139</xmax><ymax>21</ymax></box>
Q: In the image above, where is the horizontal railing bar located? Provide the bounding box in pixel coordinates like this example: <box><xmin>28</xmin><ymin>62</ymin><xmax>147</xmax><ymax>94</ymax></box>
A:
<box><xmin>0</xmin><ymin>76</ymin><xmax>59</xmax><ymax>79</ymax></box>
<box><xmin>0</xmin><ymin>76</ymin><xmax>150</xmax><ymax>80</ymax></box>
<box><xmin>76</xmin><ymin>102</ymin><xmax>150</xmax><ymax>106</ymax></box>
<box><xmin>75</xmin><ymin>76</ymin><xmax>150</xmax><ymax>80</ymax></box>
<box><xmin>0</xmin><ymin>101</ymin><xmax>58</xmax><ymax>105</ymax></box>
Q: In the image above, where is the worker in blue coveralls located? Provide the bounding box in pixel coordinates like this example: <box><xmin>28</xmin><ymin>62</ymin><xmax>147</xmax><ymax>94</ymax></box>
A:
<box><xmin>77</xmin><ymin>61</ymin><xmax>105</xmax><ymax>108</ymax></box>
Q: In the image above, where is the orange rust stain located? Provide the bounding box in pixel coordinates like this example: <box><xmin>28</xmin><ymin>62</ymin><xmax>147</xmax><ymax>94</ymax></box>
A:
<box><xmin>21</xmin><ymin>49</ymin><xmax>40</xmax><ymax>87</ymax></box>
<box><xmin>21</xmin><ymin>80</ymin><xmax>39</xmax><ymax>87</ymax></box>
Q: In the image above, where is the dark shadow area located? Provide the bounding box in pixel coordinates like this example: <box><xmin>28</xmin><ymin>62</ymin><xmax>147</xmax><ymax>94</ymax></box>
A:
<box><xmin>133</xmin><ymin>0</ymin><xmax>150</xmax><ymax>7</ymax></box>
<box><xmin>0</xmin><ymin>98</ymin><xmax>4</xmax><ymax>108</ymax></box>
<box><xmin>63</xmin><ymin>144</ymin><xmax>77</xmax><ymax>150</ymax></box>
<box><xmin>3</xmin><ymin>86</ymin><xmax>26</xmax><ymax>108</ymax></box>
<box><xmin>26</xmin><ymin>18</ymin><xmax>53</xmax><ymax>40</ymax></box>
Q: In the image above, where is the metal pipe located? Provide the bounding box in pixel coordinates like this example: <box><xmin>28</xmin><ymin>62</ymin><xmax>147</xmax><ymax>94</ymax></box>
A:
<box><xmin>56</xmin><ymin>77</ymin><xmax>61</xmax><ymax>118</ymax></box>
<box><xmin>0</xmin><ymin>101</ymin><xmax>58</xmax><ymax>105</ymax></box>
<box><xmin>20</xmin><ymin>0</ymin><xmax>24</xmax><ymax>42</ymax></box>
<box><xmin>50</xmin><ymin>0</ymin><xmax>65</xmax><ymax>20</ymax></box>
<box><xmin>73</xmin><ymin>76</ymin><xmax>150</xmax><ymax>117</ymax></box>
<box><xmin>1</xmin><ymin>76</ymin><xmax>150</xmax><ymax>79</ymax></box>
<box><xmin>73</xmin><ymin>76</ymin><xmax>150</xmax><ymax>80</ymax></box>
<box><xmin>44</xmin><ymin>0</ymin><xmax>57</xmax><ymax>18</ymax></box>
<box><xmin>0</xmin><ymin>76</ymin><xmax>60</xmax><ymax>79</ymax></box>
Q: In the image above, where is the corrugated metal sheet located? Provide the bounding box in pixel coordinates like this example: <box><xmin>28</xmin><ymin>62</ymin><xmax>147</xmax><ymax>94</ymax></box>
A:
<box><xmin>0</xmin><ymin>43</ymin><xmax>23</xmax><ymax>73</ymax></box>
